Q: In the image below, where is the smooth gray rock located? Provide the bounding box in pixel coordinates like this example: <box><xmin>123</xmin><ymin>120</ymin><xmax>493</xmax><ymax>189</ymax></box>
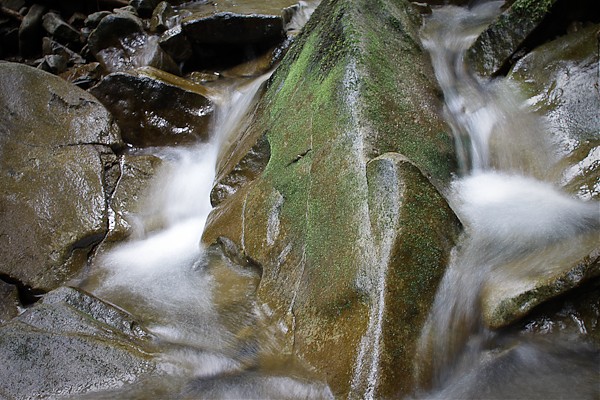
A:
<box><xmin>0</xmin><ymin>286</ymin><xmax>156</xmax><ymax>399</ymax></box>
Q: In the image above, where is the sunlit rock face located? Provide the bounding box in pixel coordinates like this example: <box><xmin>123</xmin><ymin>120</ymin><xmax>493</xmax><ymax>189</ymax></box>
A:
<box><xmin>90</xmin><ymin>67</ymin><xmax>214</xmax><ymax>147</ymax></box>
<box><xmin>0</xmin><ymin>286</ymin><xmax>156</xmax><ymax>399</ymax></box>
<box><xmin>203</xmin><ymin>0</ymin><xmax>461</xmax><ymax>397</ymax></box>
<box><xmin>0</xmin><ymin>62</ymin><xmax>122</xmax><ymax>292</ymax></box>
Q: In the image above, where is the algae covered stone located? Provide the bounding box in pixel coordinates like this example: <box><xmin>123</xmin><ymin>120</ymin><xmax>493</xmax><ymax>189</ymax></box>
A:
<box><xmin>203</xmin><ymin>0</ymin><xmax>460</xmax><ymax>396</ymax></box>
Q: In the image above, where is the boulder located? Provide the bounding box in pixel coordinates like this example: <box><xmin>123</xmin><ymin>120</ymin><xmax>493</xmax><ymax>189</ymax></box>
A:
<box><xmin>171</xmin><ymin>0</ymin><xmax>297</xmax><ymax>69</ymax></box>
<box><xmin>509</xmin><ymin>24</ymin><xmax>600</xmax><ymax>200</ymax></box>
<box><xmin>90</xmin><ymin>67</ymin><xmax>214</xmax><ymax>147</ymax></box>
<box><xmin>87</xmin><ymin>11</ymin><xmax>144</xmax><ymax>56</ymax></box>
<box><xmin>0</xmin><ymin>286</ymin><xmax>156</xmax><ymax>399</ymax></box>
<box><xmin>203</xmin><ymin>0</ymin><xmax>460</xmax><ymax>397</ymax></box>
<box><xmin>84</xmin><ymin>11</ymin><xmax>112</xmax><ymax>30</ymax></box>
<box><xmin>158</xmin><ymin>24</ymin><xmax>193</xmax><ymax>63</ymax></box>
<box><xmin>0</xmin><ymin>62</ymin><xmax>123</xmax><ymax>291</ymax></box>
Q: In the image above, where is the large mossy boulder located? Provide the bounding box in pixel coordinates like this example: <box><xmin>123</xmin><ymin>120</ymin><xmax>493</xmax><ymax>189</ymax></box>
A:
<box><xmin>0</xmin><ymin>62</ymin><xmax>123</xmax><ymax>292</ymax></box>
<box><xmin>0</xmin><ymin>286</ymin><xmax>156</xmax><ymax>398</ymax></box>
<box><xmin>202</xmin><ymin>0</ymin><xmax>461</xmax><ymax>397</ymax></box>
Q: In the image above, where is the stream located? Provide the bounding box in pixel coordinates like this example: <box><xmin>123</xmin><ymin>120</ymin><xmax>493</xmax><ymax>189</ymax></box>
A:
<box><xmin>78</xmin><ymin>73</ymin><xmax>332</xmax><ymax>398</ymax></box>
<box><xmin>64</xmin><ymin>1</ymin><xmax>599</xmax><ymax>398</ymax></box>
<box><xmin>416</xmin><ymin>2</ymin><xmax>599</xmax><ymax>399</ymax></box>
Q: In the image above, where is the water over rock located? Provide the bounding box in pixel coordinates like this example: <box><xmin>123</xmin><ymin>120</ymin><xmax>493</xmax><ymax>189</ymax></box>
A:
<box><xmin>203</xmin><ymin>0</ymin><xmax>461</xmax><ymax>396</ymax></box>
<box><xmin>476</xmin><ymin>22</ymin><xmax>600</xmax><ymax>331</ymax></box>
<box><xmin>0</xmin><ymin>62</ymin><xmax>123</xmax><ymax>292</ymax></box>
<box><xmin>90</xmin><ymin>67</ymin><xmax>214</xmax><ymax>147</ymax></box>
<box><xmin>0</xmin><ymin>286</ymin><xmax>156</xmax><ymax>399</ymax></box>
<box><xmin>509</xmin><ymin>23</ymin><xmax>600</xmax><ymax>200</ymax></box>
<box><xmin>104</xmin><ymin>154</ymin><xmax>165</xmax><ymax>245</ymax></box>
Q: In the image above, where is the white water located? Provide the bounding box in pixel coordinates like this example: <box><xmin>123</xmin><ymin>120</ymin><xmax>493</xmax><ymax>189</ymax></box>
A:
<box><xmin>79</xmin><ymin>72</ymin><xmax>332</xmax><ymax>397</ymax></box>
<box><xmin>417</xmin><ymin>2</ymin><xmax>600</xmax><ymax>399</ymax></box>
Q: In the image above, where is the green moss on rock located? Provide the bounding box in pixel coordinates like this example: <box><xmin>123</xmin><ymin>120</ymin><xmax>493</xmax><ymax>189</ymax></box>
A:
<box><xmin>202</xmin><ymin>0</ymin><xmax>461</xmax><ymax>396</ymax></box>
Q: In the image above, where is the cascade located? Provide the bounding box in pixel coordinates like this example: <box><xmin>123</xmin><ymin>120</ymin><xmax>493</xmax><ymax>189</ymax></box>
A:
<box><xmin>416</xmin><ymin>2</ymin><xmax>600</xmax><ymax>399</ymax></box>
<box><xmin>79</xmin><ymin>73</ymin><xmax>332</xmax><ymax>397</ymax></box>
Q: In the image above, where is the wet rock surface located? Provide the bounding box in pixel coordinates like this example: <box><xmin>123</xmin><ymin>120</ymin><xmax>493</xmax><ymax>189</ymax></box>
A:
<box><xmin>104</xmin><ymin>153</ymin><xmax>165</xmax><ymax>245</ymax></box>
<box><xmin>0</xmin><ymin>62</ymin><xmax>122</xmax><ymax>291</ymax></box>
<box><xmin>0</xmin><ymin>286</ymin><xmax>156</xmax><ymax>399</ymax></box>
<box><xmin>478</xmin><ymin>21</ymin><xmax>600</xmax><ymax>331</ymax></box>
<box><xmin>482</xmin><ymin>235</ymin><xmax>600</xmax><ymax>329</ymax></box>
<box><xmin>509</xmin><ymin>23</ymin><xmax>600</xmax><ymax>200</ymax></box>
<box><xmin>467</xmin><ymin>0</ymin><xmax>600</xmax><ymax>76</ymax></box>
<box><xmin>90</xmin><ymin>67</ymin><xmax>214</xmax><ymax>147</ymax></box>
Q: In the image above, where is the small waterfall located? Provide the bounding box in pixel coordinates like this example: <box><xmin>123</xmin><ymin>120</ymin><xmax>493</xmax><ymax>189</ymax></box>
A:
<box><xmin>80</xmin><ymin>74</ymin><xmax>272</xmax><ymax>391</ymax></box>
<box><xmin>417</xmin><ymin>2</ymin><xmax>600</xmax><ymax>399</ymax></box>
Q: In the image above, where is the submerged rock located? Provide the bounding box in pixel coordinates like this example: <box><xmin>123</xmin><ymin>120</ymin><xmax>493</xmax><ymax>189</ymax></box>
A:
<box><xmin>0</xmin><ymin>62</ymin><xmax>123</xmax><ymax>291</ymax></box>
<box><xmin>0</xmin><ymin>286</ymin><xmax>156</xmax><ymax>399</ymax></box>
<box><xmin>203</xmin><ymin>0</ymin><xmax>459</xmax><ymax>396</ymax></box>
<box><xmin>90</xmin><ymin>67</ymin><xmax>214</xmax><ymax>147</ymax></box>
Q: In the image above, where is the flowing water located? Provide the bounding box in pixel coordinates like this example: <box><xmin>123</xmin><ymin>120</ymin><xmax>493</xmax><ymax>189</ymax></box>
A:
<box><xmin>70</xmin><ymin>1</ymin><xmax>599</xmax><ymax>398</ymax></box>
<box><xmin>78</xmin><ymin>73</ymin><xmax>332</xmax><ymax>399</ymax></box>
<box><xmin>416</xmin><ymin>2</ymin><xmax>600</xmax><ymax>399</ymax></box>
